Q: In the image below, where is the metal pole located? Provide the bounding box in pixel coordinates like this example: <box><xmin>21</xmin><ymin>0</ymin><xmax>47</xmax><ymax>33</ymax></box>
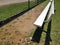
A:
<box><xmin>28</xmin><ymin>0</ymin><xmax>30</xmax><ymax>9</ymax></box>
<box><xmin>35</xmin><ymin>0</ymin><xmax>37</xmax><ymax>5</ymax></box>
<box><xmin>37</xmin><ymin>0</ymin><xmax>38</xmax><ymax>5</ymax></box>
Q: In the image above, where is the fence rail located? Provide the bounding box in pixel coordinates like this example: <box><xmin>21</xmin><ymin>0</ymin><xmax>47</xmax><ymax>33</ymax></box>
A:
<box><xmin>0</xmin><ymin>0</ymin><xmax>46</xmax><ymax>27</ymax></box>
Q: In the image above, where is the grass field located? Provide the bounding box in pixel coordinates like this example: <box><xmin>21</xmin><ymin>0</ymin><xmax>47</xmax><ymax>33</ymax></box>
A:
<box><xmin>0</xmin><ymin>1</ymin><xmax>35</xmax><ymax>21</ymax></box>
<box><xmin>0</xmin><ymin>2</ymin><xmax>28</xmax><ymax>21</ymax></box>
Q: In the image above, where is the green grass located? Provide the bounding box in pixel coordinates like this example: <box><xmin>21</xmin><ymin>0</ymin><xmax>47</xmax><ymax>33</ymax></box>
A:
<box><xmin>0</xmin><ymin>2</ymin><xmax>28</xmax><ymax>21</ymax></box>
<box><xmin>0</xmin><ymin>1</ymin><xmax>36</xmax><ymax>21</ymax></box>
<box><xmin>51</xmin><ymin>0</ymin><xmax>60</xmax><ymax>45</ymax></box>
<box><xmin>0</xmin><ymin>0</ymin><xmax>48</xmax><ymax>21</ymax></box>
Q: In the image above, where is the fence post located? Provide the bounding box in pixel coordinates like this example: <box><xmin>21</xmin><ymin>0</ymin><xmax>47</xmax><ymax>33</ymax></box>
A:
<box><xmin>37</xmin><ymin>0</ymin><xmax>38</xmax><ymax>5</ymax></box>
<box><xmin>28</xmin><ymin>0</ymin><xmax>30</xmax><ymax>9</ymax></box>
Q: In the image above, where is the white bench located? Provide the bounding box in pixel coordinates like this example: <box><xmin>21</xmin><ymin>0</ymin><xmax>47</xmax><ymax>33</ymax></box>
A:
<box><xmin>34</xmin><ymin>0</ymin><xmax>54</xmax><ymax>27</ymax></box>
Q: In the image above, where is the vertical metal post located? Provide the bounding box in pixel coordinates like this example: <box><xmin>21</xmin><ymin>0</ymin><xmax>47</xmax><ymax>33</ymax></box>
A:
<box><xmin>37</xmin><ymin>0</ymin><xmax>38</xmax><ymax>5</ymax></box>
<box><xmin>35</xmin><ymin>0</ymin><xmax>37</xmax><ymax>5</ymax></box>
<box><xmin>28</xmin><ymin>0</ymin><xmax>30</xmax><ymax>9</ymax></box>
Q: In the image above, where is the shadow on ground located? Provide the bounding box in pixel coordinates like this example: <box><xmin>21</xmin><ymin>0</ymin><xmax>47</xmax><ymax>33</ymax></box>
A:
<box><xmin>31</xmin><ymin>20</ymin><xmax>52</xmax><ymax>45</ymax></box>
<box><xmin>44</xmin><ymin>20</ymin><xmax>52</xmax><ymax>45</ymax></box>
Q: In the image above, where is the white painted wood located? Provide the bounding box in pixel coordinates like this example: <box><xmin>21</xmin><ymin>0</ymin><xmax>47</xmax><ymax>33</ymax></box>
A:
<box><xmin>34</xmin><ymin>2</ymin><xmax>51</xmax><ymax>27</ymax></box>
<box><xmin>51</xmin><ymin>0</ymin><xmax>54</xmax><ymax>14</ymax></box>
<box><xmin>50</xmin><ymin>0</ymin><xmax>52</xmax><ymax>1</ymax></box>
<box><xmin>47</xmin><ymin>2</ymin><xmax>53</xmax><ymax>22</ymax></box>
<box><xmin>47</xmin><ymin>0</ymin><xmax>54</xmax><ymax>22</ymax></box>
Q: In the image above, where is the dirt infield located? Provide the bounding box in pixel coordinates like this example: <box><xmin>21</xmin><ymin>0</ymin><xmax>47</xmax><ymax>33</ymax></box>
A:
<box><xmin>0</xmin><ymin>0</ymin><xmax>28</xmax><ymax>6</ymax></box>
<box><xmin>0</xmin><ymin>3</ymin><xmax>46</xmax><ymax>45</ymax></box>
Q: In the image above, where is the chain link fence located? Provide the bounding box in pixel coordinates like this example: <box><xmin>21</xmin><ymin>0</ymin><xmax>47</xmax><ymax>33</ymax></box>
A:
<box><xmin>0</xmin><ymin>0</ymin><xmax>46</xmax><ymax>27</ymax></box>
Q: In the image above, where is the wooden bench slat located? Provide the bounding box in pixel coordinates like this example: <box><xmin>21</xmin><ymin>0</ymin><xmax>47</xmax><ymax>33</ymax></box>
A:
<box><xmin>34</xmin><ymin>2</ymin><xmax>51</xmax><ymax>27</ymax></box>
<box><xmin>47</xmin><ymin>0</ymin><xmax>54</xmax><ymax>22</ymax></box>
